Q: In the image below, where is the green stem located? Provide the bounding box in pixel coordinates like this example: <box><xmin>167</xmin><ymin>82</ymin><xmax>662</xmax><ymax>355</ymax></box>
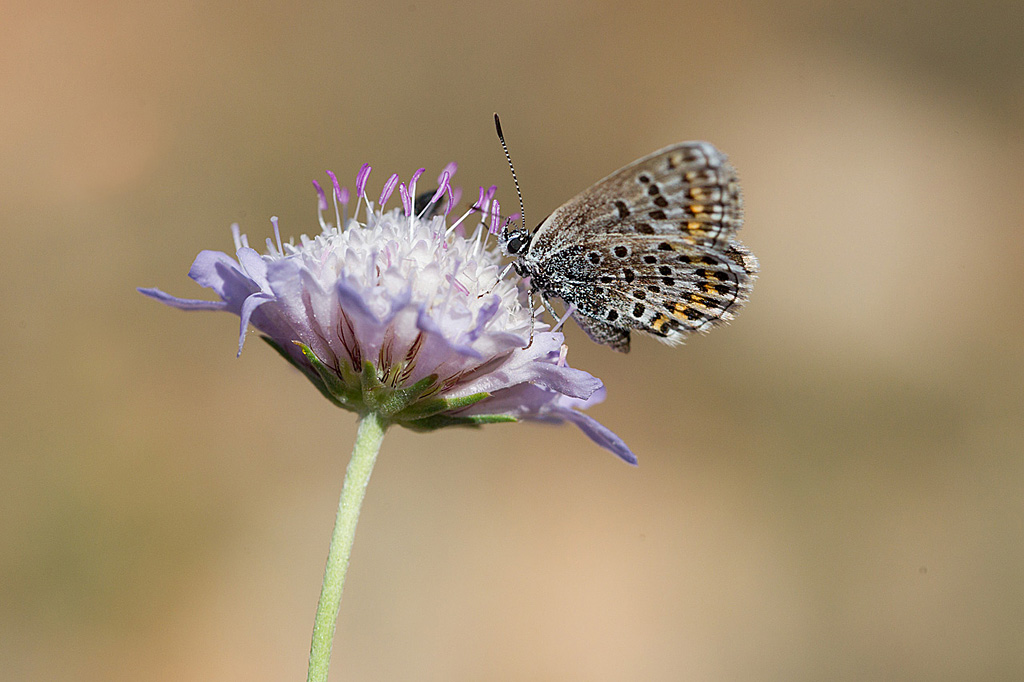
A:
<box><xmin>307</xmin><ymin>412</ymin><xmax>387</xmax><ymax>682</ymax></box>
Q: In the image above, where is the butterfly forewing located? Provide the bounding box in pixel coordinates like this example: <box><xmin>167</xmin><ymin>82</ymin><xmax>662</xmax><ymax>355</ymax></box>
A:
<box><xmin>531</xmin><ymin>142</ymin><xmax>742</xmax><ymax>252</ymax></box>
<box><xmin>520</xmin><ymin>141</ymin><xmax>756</xmax><ymax>352</ymax></box>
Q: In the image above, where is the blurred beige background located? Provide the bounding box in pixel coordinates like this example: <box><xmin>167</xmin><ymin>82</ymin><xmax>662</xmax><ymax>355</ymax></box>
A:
<box><xmin>2</xmin><ymin>0</ymin><xmax>1022</xmax><ymax>680</ymax></box>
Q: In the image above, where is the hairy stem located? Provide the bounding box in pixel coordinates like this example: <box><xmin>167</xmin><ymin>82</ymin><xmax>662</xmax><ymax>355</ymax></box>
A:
<box><xmin>307</xmin><ymin>412</ymin><xmax>387</xmax><ymax>682</ymax></box>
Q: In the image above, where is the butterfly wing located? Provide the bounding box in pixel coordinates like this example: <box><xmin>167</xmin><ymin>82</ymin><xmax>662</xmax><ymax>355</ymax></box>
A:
<box><xmin>573</xmin><ymin>235</ymin><xmax>757</xmax><ymax>346</ymax></box>
<box><xmin>525</xmin><ymin>142</ymin><xmax>757</xmax><ymax>350</ymax></box>
<box><xmin>530</xmin><ymin>141</ymin><xmax>744</xmax><ymax>252</ymax></box>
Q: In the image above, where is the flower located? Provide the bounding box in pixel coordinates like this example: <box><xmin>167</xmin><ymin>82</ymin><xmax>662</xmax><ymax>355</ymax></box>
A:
<box><xmin>139</xmin><ymin>163</ymin><xmax>635</xmax><ymax>463</ymax></box>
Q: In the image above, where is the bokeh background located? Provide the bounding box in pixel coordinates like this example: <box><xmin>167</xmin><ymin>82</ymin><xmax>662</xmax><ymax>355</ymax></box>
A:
<box><xmin>3</xmin><ymin>0</ymin><xmax>1023</xmax><ymax>679</ymax></box>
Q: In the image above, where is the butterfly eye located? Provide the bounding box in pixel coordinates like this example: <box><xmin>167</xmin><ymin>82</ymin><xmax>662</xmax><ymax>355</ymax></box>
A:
<box><xmin>506</xmin><ymin>233</ymin><xmax>529</xmax><ymax>255</ymax></box>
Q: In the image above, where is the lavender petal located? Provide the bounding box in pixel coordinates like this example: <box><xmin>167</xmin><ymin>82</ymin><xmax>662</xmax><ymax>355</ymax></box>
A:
<box><xmin>136</xmin><ymin>287</ymin><xmax>227</xmax><ymax>311</ymax></box>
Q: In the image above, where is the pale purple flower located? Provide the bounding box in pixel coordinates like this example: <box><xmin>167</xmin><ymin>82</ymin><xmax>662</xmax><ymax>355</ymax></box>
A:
<box><xmin>140</xmin><ymin>164</ymin><xmax>635</xmax><ymax>463</ymax></box>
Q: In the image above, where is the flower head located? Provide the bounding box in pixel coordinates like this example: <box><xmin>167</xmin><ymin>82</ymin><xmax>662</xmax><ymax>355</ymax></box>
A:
<box><xmin>140</xmin><ymin>163</ymin><xmax>635</xmax><ymax>463</ymax></box>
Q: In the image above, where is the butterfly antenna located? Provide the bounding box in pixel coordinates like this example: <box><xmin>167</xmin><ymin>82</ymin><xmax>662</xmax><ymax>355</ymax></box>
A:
<box><xmin>494</xmin><ymin>113</ymin><xmax>525</xmax><ymax>234</ymax></box>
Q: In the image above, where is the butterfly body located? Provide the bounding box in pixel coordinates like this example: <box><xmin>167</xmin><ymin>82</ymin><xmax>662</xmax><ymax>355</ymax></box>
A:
<box><xmin>502</xmin><ymin>141</ymin><xmax>758</xmax><ymax>352</ymax></box>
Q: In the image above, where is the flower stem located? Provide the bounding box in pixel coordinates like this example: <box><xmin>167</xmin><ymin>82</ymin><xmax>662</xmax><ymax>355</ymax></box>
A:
<box><xmin>307</xmin><ymin>411</ymin><xmax>387</xmax><ymax>682</ymax></box>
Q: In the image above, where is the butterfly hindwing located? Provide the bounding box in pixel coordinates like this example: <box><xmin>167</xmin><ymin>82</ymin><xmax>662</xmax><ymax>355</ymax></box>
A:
<box><xmin>568</xmin><ymin>234</ymin><xmax>757</xmax><ymax>346</ymax></box>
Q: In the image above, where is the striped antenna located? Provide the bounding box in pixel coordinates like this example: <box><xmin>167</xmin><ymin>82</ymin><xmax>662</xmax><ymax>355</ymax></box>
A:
<box><xmin>493</xmin><ymin>113</ymin><xmax>525</xmax><ymax>236</ymax></box>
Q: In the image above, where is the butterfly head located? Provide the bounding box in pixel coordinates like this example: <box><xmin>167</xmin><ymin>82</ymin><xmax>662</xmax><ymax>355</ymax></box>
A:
<box><xmin>500</xmin><ymin>222</ymin><xmax>531</xmax><ymax>258</ymax></box>
<box><xmin>499</xmin><ymin>222</ymin><xmax>533</xmax><ymax>281</ymax></box>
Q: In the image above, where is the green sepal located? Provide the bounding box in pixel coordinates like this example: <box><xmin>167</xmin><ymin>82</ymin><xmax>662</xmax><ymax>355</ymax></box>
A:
<box><xmin>360</xmin><ymin>361</ymin><xmax>439</xmax><ymax>417</ymax></box>
<box><xmin>393</xmin><ymin>391</ymin><xmax>491</xmax><ymax>421</ymax></box>
<box><xmin>262</xmin><ymin>337</ymin><xmax>514</xmax><ymax>430</ymax></box>
<box><xmin>403</xmin><ymin>413</ymin><xmax>518</xmax><ymax>432</ymax></box>
<box><xmin>297</xmin><ymin>343</ymin><xmax>362</xmax><ymax>407</ymax></box>
<box><xmin>382</xmin><ymin>373</ymin><xmax>440</xmax><ymax>414</ymax></box>
<box><xmin>359</xmin><ymin>360</ymin><xmax>385</xmax><ymax>394</ymax></box>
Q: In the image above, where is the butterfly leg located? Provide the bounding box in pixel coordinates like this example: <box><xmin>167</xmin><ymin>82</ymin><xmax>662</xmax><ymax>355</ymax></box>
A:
<box><xmin>523</xmin><ymin>289</ymin><xmax>538</xmax><ymax>349</ymax></box>
<box><xmin>540</xmin><ymin>296</ymin><xmax>561</xmax><ymax>325</ymax></box>
<box><xmin>479</xmin><ymin>262</ymin><xmax>517</xmax><ymax>297</ymax></box>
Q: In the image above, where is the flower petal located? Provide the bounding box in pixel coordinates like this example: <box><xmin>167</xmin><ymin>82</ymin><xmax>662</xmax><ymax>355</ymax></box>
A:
<box><xmin>236</xmin><ymin>247</ymin><xmax>271</xmax><ymax>291</ymax></box>
<box><xmin>136</xmin><ymin>287</ymin><xmax>227</xmax><ymax>311</ymax></box>
<box><xmin>458</xmin><ymin>383</ymin><xmax>634</xmax><ymax>463</ymax></box>
<box><xmin>552</xmin><ymin>404</ymin><xmax>637</xmax><ymax>465</ymax></box>
<box><xmin>187</xmin><ymin>250</ymin><xmax>258</xmax><ymax>309</ymax></box>
<box><xmin>451</xmin><ymin>332</ymin><xmax>601</xmax><ymax>400</ymax></box>
<box><xmin>237</xmin><ymin>292</ymin><xmax>275</xmax><ymax>356</ymax></box>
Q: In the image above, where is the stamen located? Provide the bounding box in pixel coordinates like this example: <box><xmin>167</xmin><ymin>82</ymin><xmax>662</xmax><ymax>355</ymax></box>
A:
<box><xmin>355</xmin><ymin>164</ymin><xmax>372</xmax><ymax>198</ymax></box>
<box><xmin>231</xmin><ymin>223</ymin><xmax>243</xmax><ymax>251</ymax></box>
<box><xmin>338</xmin><ymin>185</ymin><xmax>350</xmax><ymax>229</ymax></box>
<box><xmin>354</xmin><ymin>163</ymin><xmax>371</xmax><ymax>222</ymax></box>
<box><xmin>409</xmin><ymin>168</ymin><xmax>425</xmax><ymax>198</ymax></box>
<box><xmin>473</xmin><ymin>221</ymin><xmax>488</xmax><ymax>255</ymax></box>
<box><xmin>326</xmin><ymin>170</ymin><xmax>343</xmax><ymax>202</ymax></box>
<box><xmin>399</xmin><ymin>182</ymin><xmax>412</xmax><ymax>216</ymax></box>
<box><xmin>431</xmin><ymin>173</ymin><xmax>449</xmax><ymax>204</ymax></box>
<box><xmin>312</xmin><ymin>180</ymin><xmax>328</xmax><ymax>210</ymax></box>
<box><xmin>482</xmin><ymin>185</ymin><xmax>497</xmax><ymax>217</ymax></box>
<box><xmin>445</xmin><ymin>204</ymin><xmax>479</xmax><ymax>237</ymax></box>
<box><xmin>417</xmin><ymin>171</ymin><xmax>450</xmax><ymax>220</ymax></box>
<box><xmin>437</xmin><ymin>162</ymin><xmax>457</xmax><ymax>185</ymax></box>
<box><xmin>312</xmin><ymin>180</ymin><xmax>328</xmax><ymax>230</ymax></box>
<box><xmin>442</xmin><ymin>183</ymin><xmax>455</xmax><ymax>216</ymax></box>
<box><xmin>271</xmin><ymin>216</ymin><xmax>283</xmax><ymax>254</ymax></box>
<box><xmin>326</xmin><ymin>170</ymin><xmax>344</xmax><ymax>230</ymax></box>
<box><xmin>378</xmin><ymin>173</ymin><xmax>399</xmax><ymax>207</ymax></box>
<box><xmin>489</xmin><ymin>199</ymin><xmax>501</xmax><ymax>235</ymax></box>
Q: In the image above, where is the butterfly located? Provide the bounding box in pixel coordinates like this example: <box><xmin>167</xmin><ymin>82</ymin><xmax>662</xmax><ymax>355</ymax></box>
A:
<box><xmin>497</xmin><ymin>123</ymin><xmax>758</xmax><ymax>353</ymax></box>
